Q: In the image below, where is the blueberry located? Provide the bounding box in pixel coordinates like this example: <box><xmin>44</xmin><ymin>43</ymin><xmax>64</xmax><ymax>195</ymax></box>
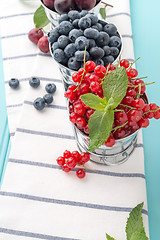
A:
<box><xmin>75</xmin><ymin>36</ymin><xmax>89</xmax><ymax>50</ymax></box>
<box><xmin>78</xmin><ymin>17</ymin><xmax>91</xmax><ymax>30</ymax></box>
<box><xmin>64</xmin><ymin>43</ymin><xmax>76</xmax><ymax>57</ymax></box>
<box><xmin>88</xmin><ymin>39</ymin><xmax>96</xmax><ymax>49</ymax></box>
<box><xmin>59</xmin><ymin>21</ymin><xmax>73</xmax><ymax>35</ymax></box>
<box><xmin>103</xmin><ymin>55</ymin><xmax>114</xmax><ymax>66</ymax></box>
<box><xmin>80</xmin><ymin>10</ymin><xmax>88</xmax><ymax>17</ymax></box>
<box><xmin>69</xmin><ymin>29</ymin><xmax>83</xmax><ymax>43</ymax></box>
<box><xmin>68</xmin><ymin>57</ymin><xmax>81</xmax><ymax>70</ymax></box>
<box><xmin>84</xmin><ymin>28</ymin><xmax>99</xmax><ymax>40</ymax></box>
<box><xmin>92</xmin><ymin>23</ymin><xmax>103</xmax><ymax>31</ymax></box>
<box><xmin>29</xmin><ymin>77</ymin><xmax>40</xmax><ymax>88</ymax></box>
<box><xmin>98</xmin><ymin>19</ymin><xmax>107</xmax><ymax>27</ymax></box>
<box><xmin>85</xmin><ymin>13</ymin><xmax>98</xmax><ymax>25</ymax></box>
<box><xmin>33</xmin><ymin>97</ymin><xmax>45</xmax><ymax>111</ymax></box>
<box><xmin>53</xmin><ymin>49</ymin><xmax>65</xmax><ymax>63</ymax></box>
<box><xmin>58</xmin><ymin>14</ymin><xmax>68</xmax><ymax>24</ymax></box>
<box><xmin>103</xmin><ymin>23</ymin><xmax>117</xmax><ymax>36</ymax></box>
<box><xmin>43</xmin><ymin>94</ymin><xmax>53</xmax><ymax>104</ymax></box>
<box><xmin>109</xmin><ymin>36</ymin><xmax>122</xmax><ymax>48</ymax></box>
<box><xmin>68</xmin><ymin>10</ymin><xmax>80</xmax><ymax>21</ymax></box>
<box><xmin>110</xmin><ymin>47</ymin><xmax>119</xmax><ymax>57</ymax></box>
<box><xmin>45</xmin><ymin>83</ymin><xmax>56</xmax><ymax>94</ymax></box>
<box><xmin>48</xmin><ymin>28</ymin><xmax>59</xmax><ymax>43</ymax></box>
<box><xmin>75</xmin><ymin>50</ymin><xmax>90</xmax><ymax>62</ymax></box>
<box><xmin>94</xmin><ymin>59</ymin><xmax>104</xmax><ymax>66</ymax></box>
<box><xmin>61</xmin><ymin>56</ymin><xmax>69</xmax><ymax>67</ymax></box>
<box><xmin>72</xmin><ymin>19</ymin><xmax>79</xmax><ymax>28</ymax></box>
<box><xmin>52</xmin><ymin>42</ymin><xmax>59</xmax><ymax>51</ymax></box>
<box><xmin>89</xmin><ymin>47</ymin><xmax>105</xmax><ymax>59</ymax></box>
<box><xmin>96</xmin><ymin>31</ymin><xmax>110</xmax><ymax>47</ymax></box>
<box><xmin>58</xmin><ymin>35</ymin><xmax>70</xmax><ymax>49</ymax></box>
<box><xmin>9</xmin><ymin>78</ymin><xmax>19</xmax><ymax>89</ymax></box>
<box><xmin>103</xmin><ymin>46</ymin><xmax>111</xmax><ymax>56</ymax></box>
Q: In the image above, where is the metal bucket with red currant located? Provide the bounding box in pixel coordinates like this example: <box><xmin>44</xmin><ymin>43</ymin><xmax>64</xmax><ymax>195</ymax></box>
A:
<box><xmin>41</xmin><ymin>0</ymin><xmax>103</xmax><ymax>27</ymax></box>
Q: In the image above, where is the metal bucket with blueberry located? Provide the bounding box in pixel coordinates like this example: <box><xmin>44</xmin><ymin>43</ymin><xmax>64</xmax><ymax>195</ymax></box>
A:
<box><xmin>41</xmin><ymin>0</ymin><xmax>103</xmax><ymax>27</ymax></box>
<box><xmin>49</xmin><ymin>10</ymin><xmax>122</xmax><ymax>89</ymax></box>
<box><xmin>64</xmin><ymin>59</ymin><xmax>153</xmax><ymax>165</ymax></box>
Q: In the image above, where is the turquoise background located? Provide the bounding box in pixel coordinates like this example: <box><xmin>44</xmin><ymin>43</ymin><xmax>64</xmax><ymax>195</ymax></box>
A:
<box><xmin>0</xmin><ymin>1</ymin><xmax>160</xmax><ymax>238</ymax></box>
<box><xmin>0</xmin><ymin>37</ymin><xmax>10</xmax><ymax>188</ymax></box>
<box><xmin>130</xmin><ymin>1</ymin><xmax>160</xmax><ymax>239</ymax></box>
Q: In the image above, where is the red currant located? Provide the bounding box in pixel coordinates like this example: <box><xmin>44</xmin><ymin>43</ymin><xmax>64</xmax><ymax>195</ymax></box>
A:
<box><xmin>84</xmin><ymin>124</ymin><xmax>89</xmax><ymax>134</ymax></box>
<box><xmin>80</xmin><ymin>83</ymin><xmax>90</xmax><ymax>94</ymax></box>
<box><xmin>62</xmin><ymin>164</ymin><xmax>71</xmax><ymax>173</ymax></box>
<box><xmin>63</xmin><ymin>150</ymin><xmax>72</xmax><ymax>158</ymax></box>
<box><xmin>149</xmin><ymin>103</ymin><xmax>158</xmax><ymax>110</ymax></box>
<box><xmin>122</xmin><ymin>96</ymin><xmax>134</xmax><ymax>106</ymax></box>
<box><xmin>120</xmin><ymin>59</ymin><xmax>129</xmax><ymax>69</ymax></box>
<box><xmin>127</xmin><ymin>68</ymin><xmax>138</xmax><ymax>78</ymax></box>
<box><xmin>138</xmin><ymin>118</ymin><xmax>149</xmax><ymax>128</ymax></box>
<box><xmin>154</xmin><ymin>109</ymin><xmax>160</xmax><ymax>119</ymax></box>
<box><xmin>66</xmin><ymin>157</ymin><xmax>77</xmax><ymax>169</ymax></box>
<box><xmin>78</xmin><ymin>67</ymin><xmax>85</xmax><ymax>75</ymax></box>
<box><xmin>104</xmin><ymin>136</ymin><xmax>115</xmax><ymax>147</ymax></box>
<box><xmin>128</xmin><ymin>109</ymin><xmax>143</xmax><ymax>122</ymax></box>
<box><xmin>72</xmin><ymin>73</ymin><xmax>81</xmax><ymax>83</ymax></box>
<box><xmin>106</xmin><ymin>64</ymin><xmax>116</xmax><ymax>71</ymax></box>
<box><xmin>76</xmin><ymin>169</ymin><xmax>86</xmax><ymax>178</ymax></box>
<box><xmin>134</xmin><ymin>79</ymin><xmax>146</xmax><ymax>94</ymax></box>
<box><xmin>86</xmin><ymin>109</ymin><xmax>95</xmax><ymax>120</ymax></box>
<box><xmin>64</xmin><ymin>89</ymin><xmax>75</xmax><ymax>100</ymax></box>
<box><xmin>76</xmin><ymin>117</ymin><xmax>86</xmax><ymax>128</ymax></box>
<box><xmin>57</xmin><ymin>156</ymin><xmax>65</xmax><ymax>166</ymax></box>
<box><xmin>71</xmin><ymin>151</ymin><xmax>80</xmax><ymax>161</ymax></box>
<box><xmin>115</xmin><ymin>111</ymin><xmax>128</xmax><ymax>125</ymax></box>
<box><xmin>114</xmin><ymin>128</ymin><xmax>125</xmax><ymax>139</ymax></box>
<box><xmin>80</xmin><ymin>152</ymin><xmax>90</xmax><ymax>163</ymax></box>
<box><xmin>94</xmin><ymin>65</ymin><xmax>106</xmax><ymax>78</ymax></box>
<box><xmin>74</xmin><ymin>103</ymin><xmax>86</xmax><ymax>115</ymax></box>
<box><xmin>89</xmin><ymin>74</ymin><xmax>99</xmax><ymax>83</ymax></box>
<box><xmin>142</xmin><ymin>104</ymin><xmax>149</xmax><ymax>113</ymax></box>
<box><xmin>126</xmin><ymin>88</ymin><xmax>137</xmax><ymax>98</ymax></box>
<box><xmin>90</xmin><ymin>81</ymin><xmax>101</xmax><ymax>93</ymax></box>
<box><xmin>132</xmin><ymin>98</ymin><xmax>145</xmax><ymax>110</ymax></box>
<box><xmin>70</xmin><ymin>112</ymin><xmax>78</xmax><ymax>124</ymax></box>
<box><xmin>85</xmin><ymin>61</ymin><xmax>96</xmax><ymax>72</ymax></box>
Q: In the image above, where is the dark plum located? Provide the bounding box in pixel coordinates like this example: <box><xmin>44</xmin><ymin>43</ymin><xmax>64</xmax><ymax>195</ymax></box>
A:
<box><xmin>75</xmin><ymin>0</ymin><xmax>96</xmax><ymax>10</ymax></box>
<box><xmin>54</xmin><ymin>0</ymin><xmax>76</xmax><ymax>14</ymax></box>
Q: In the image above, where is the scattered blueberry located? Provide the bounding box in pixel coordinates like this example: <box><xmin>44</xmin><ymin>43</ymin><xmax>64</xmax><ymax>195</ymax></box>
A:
<box><xmin>103</xmin><ymin>55</ymin><xmax>115</xmax><ymax>66</ymax></box>
<box><xmin>33</xmin><ymin>97</ymin><xmax>45</xmax><ymax>111</ymax></box>
<box><xmin>68</xmin><ymin>10</ymin><xmax>80</xmax><ymax>21</ymax></box>
<box><xmin>75</xmin><ymin>50</ymin><xmax>90</xmax><ymax>62</ymax></box>
<box><xmin>109</xmin><ymin>36</ymin><xmax>122</xmax><ymax>48</ymax></box>
<box><xmin>58</xmin><ymin>35</ymin><xmax>70</xmax><ymax>49</ymax></box>
<box><xmin>58</xmin><ymin>14</ymin><xmax>68</xmax><ymax>24</ymax></box>
<box><xmin>110</xmin><ymin>47</ymin><xmax>119</xmax><ymax>57</ymax></box>
<box><xmin>84</xmin><ymin>28</ymin><xmax>99</xmax><ymax>40</ymax></box>
<box><xmin>45</xmin><ymin>83</ymin><xmax>56</xmax><ymax>94</ymax></box>
<box><xmin>53</xmin><ymin>49</ymin><xmax>65</xmax><ymax>63</ymax></box>
<box><xmin>96</xmin><ymin>32</ymin><xmax>110</xmax><ymax>47</ymax></box>
<box><xmin>85</xmin><ymin>13</ymin><xmax>98</xmax><ymax>25</ymax></box>
<box><xmin>80</xmin><ymin>10</ymin><xmax>88</xmax><ymax>17</ymax></box>
<box><xmin>103</xmin><ymin>23</ymin><xmax>117</xmax><ymax>36</ymax></box>
<box><xmin>78</xmin><ymin>17</ymin><xmax>91</xmax><ymax>30</ymax></box>
<box><xmin>94</xmin><ymin>59</ymin><xmax>104</xmax><ymax>66</ymax></box>
<box><xmin>69</xmin><ymin>29</ymin><xmax>83</xmax><ymax>43</ymax></box>
<box><xmin>59</xmin><ymin>21</ymin><xmax>73</xmax><ymax>35</ymax></box>
<box><xmin>103</xmin><ymin>46</ymin><xmax>111</xmax><ymax>56</ymax></box>
<box><xmin>29</xmin><ymin>77</ymin><xmax>40</xmax><ymax>88</ymax></box>
<box><xmin>89</xmin><ymin>47</ymin><xmax>105</xmax><ymax>59</ymax></box>
<box><xmin>68</xmin><ymin>57</ymin><xmax>81</xmax><ymax>70</ymax></box>
<box><xmin>9</xmin><ymin>78</ymin><xmax>19</xmax><ymax>89</ymax></box>
<box><xmin>64</xmin><ymin>43</ymin><xmax>76</xmax><ymax>57</ymax></box>
<box><xmin>43</xmin><ymin>94</ymin><xmax>53</xmax><ymax>104</ymax></box>
<box><xmin>48</xmin><ymin>28</ymin><xmax>59</xmax><ymax>43</ymax></box>
<box><xmin>72</xmin><ymin>19</ymin><xmax>79</xmax><ymax>28</ymax></box>
<box><xmin>75</xmin><ymin>36</ymin><xmax>89</xmax><ymax>50</ymax></box>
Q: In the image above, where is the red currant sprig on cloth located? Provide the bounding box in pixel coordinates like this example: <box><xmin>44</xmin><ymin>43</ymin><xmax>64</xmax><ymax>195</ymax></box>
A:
<box><xmin>57</xmin><ymin>150</ymin><xmax>90</xmax><ymax>179</ymax></box>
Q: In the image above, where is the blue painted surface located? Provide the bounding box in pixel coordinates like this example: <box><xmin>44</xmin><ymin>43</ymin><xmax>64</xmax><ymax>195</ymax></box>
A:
<box><xmin>130</xmin><ymin>1</ymin><xmax>160</xmax><ymax>239</ymax></box>
<box><xmin>0</xmin><ymin>36</ymin><xmax>10</xmax><ymax>187</ymax></box>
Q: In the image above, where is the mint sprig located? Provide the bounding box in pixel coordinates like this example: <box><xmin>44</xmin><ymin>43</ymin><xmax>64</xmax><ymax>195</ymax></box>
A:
<box><xmin>34</xmin><ymin>5</ymin><xmax>50</xmax><ymax>28</ymax></box>
<box><xmin>81</xmin><ymin>66</ymin><xmax>128</xmax><ymax>152</ymax></box>
<box><xmin>106</xmin><ymin>202</ymin><xmax>149</xmax><ymax>240</ymax></box>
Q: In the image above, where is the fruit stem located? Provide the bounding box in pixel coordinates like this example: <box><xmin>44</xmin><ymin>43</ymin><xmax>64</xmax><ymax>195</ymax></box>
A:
<box><xmin>119</xmin><ymin>104</ymin><xmax>136</xmax><ymax>109</ymax></box>
<box><xmin>129</xmin><ymin>57</ymin><xmax>140</xmax><ymax>68</ymax></box>
<box><xmin>131</xmin><ymin>76</ymin><xmax>148</xmax><ymax>80</ymax></box>
<box><xmin>116</xmin><ymin>55</ymin><xmax>121</xmax><ymax>69</ymax></box>
<box><xmin>101</xmin><ymin>1</ymin><xmax>113</xmax><ymax>8</ymax></box>
<box><xmin>112</xmin><ymin>121</ymin><xmax>128</xmax><ymax>132</ymax></box>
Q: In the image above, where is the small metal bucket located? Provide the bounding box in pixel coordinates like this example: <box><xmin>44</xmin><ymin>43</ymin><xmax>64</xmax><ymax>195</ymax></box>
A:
<box><xmin>40</xmin><ymin>0</ymin><xmax>103</xmax><ymax>27</ymax></box>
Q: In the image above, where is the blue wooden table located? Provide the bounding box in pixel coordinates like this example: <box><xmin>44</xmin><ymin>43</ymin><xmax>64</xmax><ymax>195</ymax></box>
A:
<box><xmin>0</xmin><ymin>37</ymin><xmax>10</xmax><ymax>188</ymax></box>
<box><xmin>130</xmin><ymin>1</ymin><xmax>160</xmax><ymax>239</ymax></box>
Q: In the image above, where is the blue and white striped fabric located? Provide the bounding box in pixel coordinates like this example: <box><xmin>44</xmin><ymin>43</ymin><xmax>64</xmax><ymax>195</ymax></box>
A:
<box><xmin>0</xmin><ymin>0</ymin><xmax>149</xmax><ymax>239</ymax></box>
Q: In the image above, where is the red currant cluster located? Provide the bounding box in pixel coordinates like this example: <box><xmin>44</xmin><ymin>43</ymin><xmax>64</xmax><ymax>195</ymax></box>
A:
<box><xmin>57</xmin><ymin>150</ymin><xmax>90</xmax><ymax>178</ymax></box>
<box><xmin>65</xmin><ymin>59</ymin><xmax>160</xmax><ymax>148</ymax></box>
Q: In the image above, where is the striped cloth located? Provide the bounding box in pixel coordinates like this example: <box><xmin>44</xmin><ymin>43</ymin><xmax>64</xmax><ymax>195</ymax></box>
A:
<box><xmin>0</xmin><ymin>0</ymin><xmax>149</xmax><ymax>239</ymax></box>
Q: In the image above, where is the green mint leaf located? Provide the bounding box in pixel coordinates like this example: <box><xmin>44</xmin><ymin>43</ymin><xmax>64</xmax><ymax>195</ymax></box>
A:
<box><xmin>34</xmin><ymin>5</ymin><xmax>50</xmax><ymax>28</ymax></box>
<box><xmin>81</xmin><ymin>93</ymin><xmax>107</xmax><ymax>111</ymax></box>
<box><xmin>102</xmin><ymin>67</ymin><xmax>128</xmax><ymax>109</ymax></box>
<box><xmin>100</xmin><ymin>7</ymin><xmax>106</xmax><ymax>19</ymax></box>
<box><xmin>130</xmin><ymin>232</ymin><xmax>149</xmax><ymax>240</ymax></box>
<box><xmin>126</xmin><ymin>202</ymin><xmax>148</xmax><ymax>240</ymax></box>
<box><xmin>88</xmin><ymin>110</ymin><xmax>114</xmax><ymax>151</ymax></box>
<box><xmin>106</xmin><ymin>233</ymin><xmax>116</xmax><ymax>240</ymax></box>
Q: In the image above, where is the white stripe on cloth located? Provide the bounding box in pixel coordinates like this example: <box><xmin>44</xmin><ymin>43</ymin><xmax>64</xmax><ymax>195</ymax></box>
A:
<box><xmin>0</xmin><ymin>0</ymin><xmax>149</xmax><ymax>239</ymax></box>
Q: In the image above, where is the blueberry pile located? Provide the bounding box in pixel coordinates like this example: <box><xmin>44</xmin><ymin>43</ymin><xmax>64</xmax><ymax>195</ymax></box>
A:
<box><xmin>48</xmin><ymin>10</ymin><xmax>122</xmax><ymax>71</ymax></box>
